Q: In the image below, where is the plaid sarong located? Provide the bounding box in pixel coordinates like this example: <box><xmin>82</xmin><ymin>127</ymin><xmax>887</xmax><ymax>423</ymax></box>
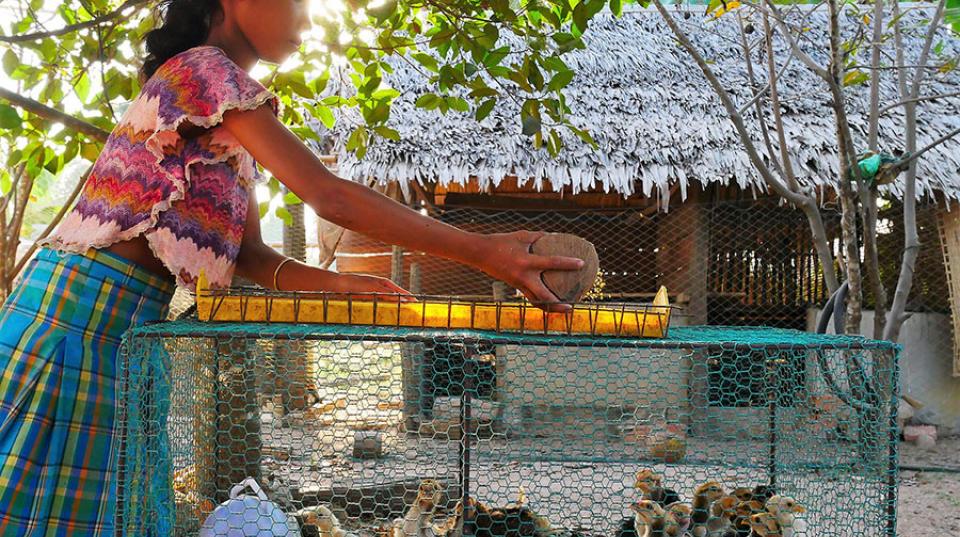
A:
<box><xmin>0</xmin><ymin>247</ymin><xmax>173</xmax><ymax>536</ymax></box>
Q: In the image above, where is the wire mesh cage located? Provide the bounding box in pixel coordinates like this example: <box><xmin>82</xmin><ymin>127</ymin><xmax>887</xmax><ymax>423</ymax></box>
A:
<box><xmin>117</xmin><ymin>319</ymin><xmax>899</xmax><ymax>537</ymax></box>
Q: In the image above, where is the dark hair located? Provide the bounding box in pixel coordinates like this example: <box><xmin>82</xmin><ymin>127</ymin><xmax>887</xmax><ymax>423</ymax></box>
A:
<box><xmin>141</xmin><ymin>0</ymin><xmax>222</xmax><ymax>81</ymax></box>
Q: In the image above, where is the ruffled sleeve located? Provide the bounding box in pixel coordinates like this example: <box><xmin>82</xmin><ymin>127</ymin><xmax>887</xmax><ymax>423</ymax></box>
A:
<box><xmin>134</xmin><ymin>46</ymin><xmax>279</xmax><ymax>190</ymax></box>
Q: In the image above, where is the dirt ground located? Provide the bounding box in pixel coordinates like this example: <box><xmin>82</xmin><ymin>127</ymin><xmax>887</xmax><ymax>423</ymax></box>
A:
<box><xmin>897</xmin><ymin>436</ymin><xmax>960</xmax><ymax>536</ymax></box>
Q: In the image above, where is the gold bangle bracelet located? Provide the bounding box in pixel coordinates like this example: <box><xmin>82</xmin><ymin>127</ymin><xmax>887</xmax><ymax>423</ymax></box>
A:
<box><xmin>273</xmin><ymin>257</ymin><xmax>295</xmax><ymax>291</ymax></box>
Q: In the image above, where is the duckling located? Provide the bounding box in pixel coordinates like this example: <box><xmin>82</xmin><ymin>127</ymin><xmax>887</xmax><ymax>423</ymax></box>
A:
<box><xmin>690</xmin><ymin>482</ymin><xmax>726</xmax><ymax>537</ymax></box>
<box><xmin>630</xmin><ymin>500</ymin><xmax>668</xmax><ymax>537</ymax></box>
<box><xmin>762</xmin><ymin>497</ymin><xmax>805</xmax><ymax>537</ymax></box>
<box><xmin>705</xmin><ymin>496</ymin><xmax>738</xmax><ymax>537</ymax></box>
<box><xmin>664</xmin><ymin>502</ymin><xmax>692</xmax><ymax>537</ymax></box>
<box><xmin>392</xmin><ymin>480</ymin><xmax>444</xmax><ymax>537</ymax></box>
<box><xmin>733</xmin><ymin>501</ymin><xmax>765</xmax><ymax>537</ymax></box>
<box><xmin>747</xmin><ymin>513</ymin><xmax>781</xmax><ymax>537</ymax></box>
<box><xmin>635</xmin><ymin>470</ymin><xmax>682</xmax><ymax>507</ymax></box>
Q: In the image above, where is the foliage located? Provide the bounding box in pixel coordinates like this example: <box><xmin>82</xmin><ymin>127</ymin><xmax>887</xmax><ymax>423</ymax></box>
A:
<box><xmin>0</xmin><ymin>0</ymin><xmax>621</xmax><ymax>219</ymax></box>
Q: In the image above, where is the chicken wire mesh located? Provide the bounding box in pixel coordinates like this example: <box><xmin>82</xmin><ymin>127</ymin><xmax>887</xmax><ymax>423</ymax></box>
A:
<box><xmin>117</xmin><ymin>320</ymin><xmax>899</xmax><ymax>537</ymax></box>
<box><xmin>333</xmin><ymin>198</ymin><xmax>956</xmax><ymax>429</ymax></box>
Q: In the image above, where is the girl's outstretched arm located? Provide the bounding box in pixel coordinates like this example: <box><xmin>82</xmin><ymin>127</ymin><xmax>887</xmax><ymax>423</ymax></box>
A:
<box><xmin>223</xmin><ymin>105</ymin><xmax>583</xmax><ymax>310</ymax></box>
<box><xmin>234</xmin><ymin>188</ymin><xmax>411</xmax><ymax>298</ymax></box>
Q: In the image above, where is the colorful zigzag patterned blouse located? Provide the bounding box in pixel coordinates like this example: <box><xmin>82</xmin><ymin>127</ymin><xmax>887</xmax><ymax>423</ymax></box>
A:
<box><xmin>41</xmin><ymin>46</ymin><xmax>278</xmax><ymax>290</ymax></box>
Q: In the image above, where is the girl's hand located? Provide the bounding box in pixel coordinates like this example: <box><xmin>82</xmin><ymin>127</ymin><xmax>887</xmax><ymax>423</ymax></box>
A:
<box><xmin>476</xmin><ymin>231</ymin><xmax>585</xmax><ymax>312</ymax></box>
<box><xmin>331</xmin><ymin>273</ymin><xmax>414</xmax><ymax>302</ymax></box>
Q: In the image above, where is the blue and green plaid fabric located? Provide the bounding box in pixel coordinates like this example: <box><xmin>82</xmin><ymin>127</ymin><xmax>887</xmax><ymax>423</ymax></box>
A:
<box><xmin>0</xmin><ymin>247</ymin><xmax>173</xmax><ymax>536</ymax></box>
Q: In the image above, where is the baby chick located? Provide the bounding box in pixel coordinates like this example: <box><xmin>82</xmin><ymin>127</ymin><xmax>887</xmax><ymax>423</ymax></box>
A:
<box><xmin>665</xmin><ymin>502</ymin><xmax>692</xmax><ymax>537</ymax></box>
<box><xmin>393</xmin><ymin>480</ymin><xmax>445</xmax><ymax>537</ymax></box>
<box><xmin>690</xmin><ymin>482</ymin><xmax>726</xmax><ymax>537</ymax></box>
<box><xmin>733</xmin><ymin>501</ymin><xmax>765</xmax><ymax>537</ymax></box>
<box><xmin>630</xmin><ymin>500</ymin><xmax>668</xmax><ymax>537</ymax></box>
<box><xmin>461</xmin><ymin>488</ymin><xmax>551</xmax><ymax>537</ymax></box>
<box><xmin>762</xmin><ymin>497</ymin><xmax>805</xmax><ymax>537</ymax></box>
<box><xmin>634</xmin><ymin>470</ymin><xmax>682</xmax><ymax>507</ymax></box>
<box><xmin>705</xmin><ymin>496</ymin><xmax>738</xmax><ymax>537</ymax></box>
<box><xmin>750</xmin><ymin>486</ymin><xmax>776</xmax><ymax>505</ymax></box>
<box><xmin>297</xmin><ymin>504</ymin><xmax>358</xmax><ymax>537</ymax></box>
<box><xmin>747</xmin><ymin>513</ymin><xmax>781</xmax><ymax>537</ymax></box>
<box><xmin>730</xmin><ymin>488</ymin><xmax>754</xmax><ymax>503</ymax></box>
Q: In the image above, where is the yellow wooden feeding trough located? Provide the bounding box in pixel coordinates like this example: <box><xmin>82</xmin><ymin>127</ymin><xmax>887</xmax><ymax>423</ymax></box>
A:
<box><xmin>195</xmin><ymin>273</ymin><xmax>672</xmax><ymax>338</ymax></box>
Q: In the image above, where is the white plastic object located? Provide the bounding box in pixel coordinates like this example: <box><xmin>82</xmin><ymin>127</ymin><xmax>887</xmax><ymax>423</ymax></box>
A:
<box><xmin>199</xmin><ymin>477</ymin><xmax>302</xmax><ymax>537</ymax></box>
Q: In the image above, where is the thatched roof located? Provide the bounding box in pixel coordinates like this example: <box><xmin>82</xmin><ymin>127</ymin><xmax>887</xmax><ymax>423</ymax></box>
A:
<box><xmin>321</xmin><ymin>4</ymin><xmax>960</xmax><ymax>202</ymax></box>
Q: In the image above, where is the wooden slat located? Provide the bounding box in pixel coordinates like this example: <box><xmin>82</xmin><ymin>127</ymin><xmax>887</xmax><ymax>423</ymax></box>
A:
<box><xmin>937</xmin><ymin>205</ymin><xmax>960</xmax><ymax>377</ymax></box>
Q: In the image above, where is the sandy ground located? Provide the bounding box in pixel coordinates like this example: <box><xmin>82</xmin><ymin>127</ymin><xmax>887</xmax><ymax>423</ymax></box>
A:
<box><xmin>897</xmin><ymin>436</ymin><xmax>960</xmax><ymax>536</ymax></box>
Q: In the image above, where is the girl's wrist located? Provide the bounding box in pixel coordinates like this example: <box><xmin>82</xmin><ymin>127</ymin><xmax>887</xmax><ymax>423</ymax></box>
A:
<box><xmin>459</xmin><ymin>232</ymin><xmax>494</xmax><ymax>269</ymax></box>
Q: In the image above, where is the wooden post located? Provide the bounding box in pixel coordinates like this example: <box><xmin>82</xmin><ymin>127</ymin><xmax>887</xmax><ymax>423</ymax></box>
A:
<box><xmin>492</xmin><ymin>281</ymin><xmax>510</xmax><ymax>301</ymax></box>
<box><xmin>391</xmin><ymin>246</ymin><xmax>404</xmax><ymax>285</ymax></box>
<box><xmin>656</xmin><ymin>193</ymin><xmax>710</xmax><ymax>324</ymax></box>
<box><xmin>409</xmin><ymin>262</ymin><xmax>421</xmax><ymax>294</ymax></box>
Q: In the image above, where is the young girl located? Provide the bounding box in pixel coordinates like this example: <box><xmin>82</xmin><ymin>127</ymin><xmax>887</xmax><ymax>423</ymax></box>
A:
<box><xmin>0</xmin><ymin>0</ymin><xmax>583</xmax><ymax>534</ymax></box>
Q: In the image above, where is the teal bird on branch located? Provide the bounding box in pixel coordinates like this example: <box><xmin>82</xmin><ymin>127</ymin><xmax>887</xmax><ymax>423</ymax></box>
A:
<box><xmin>850</xmin><ymin>151</ymin><xmax>912</xmax><ymax>186</ymax></box>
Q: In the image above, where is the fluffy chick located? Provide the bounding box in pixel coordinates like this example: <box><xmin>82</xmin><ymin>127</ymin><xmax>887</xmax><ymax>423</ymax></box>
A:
<box><xmin>635</xmin><ymin>470</ymin><xmax>682</xmax><ymax>507</ymax></box>
<box><xmin>665</xmin><ymin>502</ymin><xmax>692</xmax><ymax>537</ymax></box>
<box><xmin>748</xmin><ymin>513</ymin><xmax>781</xmax><ymax>537</ymax></box>
<box><xmin>690</xmin><ymin>482</ymin><xmax>726</xmax><ymax>537</ymax></box>
<box><xmin>705</xmin><ymin>496</ymin><xmax>738</xmax><ymax>537</ymax></box>
<box><xmin>297</xmin><ymin>505</ymin><xmax>357</xmax><ymax>537</ymax></box>
<box><xmin>733</xmin><ymin>501</ymin><xmax>765</xmax><ymax>537</ymax></box>
<box><xmin>630</xmin><ymin>500</ymin><xmax>668</xmax><ymax>537</ymax></box>
<box><xmin>392</xmin><ymin>480</ymin><xmax>445</xmax><ymax>537</ymax></box>
<box><xmin>763</xmin><ymin>497</ymin><xmax>805</xmax><ymax>537</ymax></box>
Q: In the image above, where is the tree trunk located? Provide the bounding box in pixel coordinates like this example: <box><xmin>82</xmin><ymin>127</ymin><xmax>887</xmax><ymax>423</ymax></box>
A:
<box><xmin>884</xmin><ymin>0</ymin><xmax>945</xmax><ymax>342</ymax></box>
<box><xmin>861</xmin><ymin>188</ymin><xmax>886</xmax><ymax>338</ymax></box>
<box><xmin>277</xmin><ymin>189</ymin><xmax>312</xmax><ymax>413</ymax></box>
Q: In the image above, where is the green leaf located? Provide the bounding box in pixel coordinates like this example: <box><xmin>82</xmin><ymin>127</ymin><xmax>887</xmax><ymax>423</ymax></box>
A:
<box><xmin>610</xmin><ymin>0</ymin><xmax>623</xmax><ymax>17</ymax></box>
<box><xmin>275</xmin><ymin>205</ymin><xmax>293</xmax><ymax>227</ymax></box>
<box><xmin>547</xmin><ymin>70</ymin><xmax>575</xmax><ymax>91</ymax></box>
<box><xmin>2</xmin><ymin>50</ymin><xmax>18</xmax><ymax>77</ymax></box>
<box><xmin>521</xmin><ymin>114</ymin><xmax>541</xmax><ymax>137</ymax></box>
<box><xmin>0</xmin><ymin>103</ymin><xmax>22</xmax><ymax>130</ymax></box>
<box><xmin>842</xmin><ymin>70</ymin><xmax>870</xmax><ymax>87</ymax></box>
<box><xmin>412</xmin><ymin>53</ymin><xmax>439</xmax><ymax>73</ymax></box>
<box><xmin>483</xmin><ymin>47</ymin><xmax>511</xmax><ymax>68</ymax></box>
<box><xmin>446</xmin><ymin>97</ymin><xmax>470</xmax><ymax>113</ymax></box>
<box><xmin>316</xmin><ymin>105</ymin><xmax>336</xmax><ymax>129</ymax></box>
<box><xmin>572</xmin><ymin>2</ymin><xmax>589</xmax><ymax>36</ymax></box>
<box><xmin>259</xmin><ymin>201</ymin><xmax>270</xmax><ymax>219</ymax></box>
<box><xmin>283</xmin><ymin>191</ymin><xmax>302</xmax><ymax>205</ymax></box>
<box><xmin>547</xmin><ymin>129</ymin><xmax>564</xmax><ymax>157</ymax></box>
<box><xmin>415</xmin><ymin>94</ymin><xmax>442</xmax><ymax>110</ymax></box>
<box><xmin>75</xmin><ymin>71</ymin><xmax>91</xmax><ymax>103</ymax></box>
<box><xmin>476</xmin><ymin>98</ymin><xmax>497</xmax><ymax>121</ymax></box>
<box><xmin>374</xmin><ymin>126</ymin><xmax>401</xmax><ymax>140</ymax></box>
<box><xmin>571</xmin><ymin>126</ymin><xmax>598</xmax><ymax>149</ymax></box>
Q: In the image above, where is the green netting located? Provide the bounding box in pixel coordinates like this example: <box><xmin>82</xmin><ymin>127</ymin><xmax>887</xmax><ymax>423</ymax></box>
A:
<box><xmin>117</xmin><ymin>321</ymin><xmax>900</xmax><ymax>537</ymax></box>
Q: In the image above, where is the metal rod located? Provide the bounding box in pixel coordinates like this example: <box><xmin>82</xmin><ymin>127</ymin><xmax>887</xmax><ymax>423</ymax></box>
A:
<box><xmin>461</xmin><ymin>358</ymin><xmax>474</xmax><ymax>536</ymax></box>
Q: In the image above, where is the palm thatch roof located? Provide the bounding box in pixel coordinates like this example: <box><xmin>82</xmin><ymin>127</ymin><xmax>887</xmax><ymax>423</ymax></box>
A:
<box><xmin>321</xmin><ymin>4</ymin><xmax>960</xmax><ymax>203</ymax></box>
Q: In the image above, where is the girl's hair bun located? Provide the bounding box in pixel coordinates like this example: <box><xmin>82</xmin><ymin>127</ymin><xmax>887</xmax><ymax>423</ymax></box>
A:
<box><xmin>141</xmin><ymin>0</ymin><xmax>222</xmax><ymax>81</ymax></box>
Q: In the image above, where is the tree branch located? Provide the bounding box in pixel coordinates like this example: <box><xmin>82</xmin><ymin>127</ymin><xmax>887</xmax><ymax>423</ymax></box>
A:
<box><xmin>12</xmin><ymin>165</ymin><xmax>91</xmax><ymax>276</ymax></box>
<box><xmin>0</xmin><ymin>0</ymin><xmax>151</xmax><ymax>43</ymax></box>
<box><xmin>0</xmin><ymin>86</ymin><xmax>110</xmax><ymax>142</ymax></box>
<box><xmin>878</xmin><ymin>91</ymin><xmax>960</xmax><ymax>117</ymax></box>
<box><xmin>883</xmin><ymin>0</ymin><xmax>946</xmax><ymax>342</ymax></box>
